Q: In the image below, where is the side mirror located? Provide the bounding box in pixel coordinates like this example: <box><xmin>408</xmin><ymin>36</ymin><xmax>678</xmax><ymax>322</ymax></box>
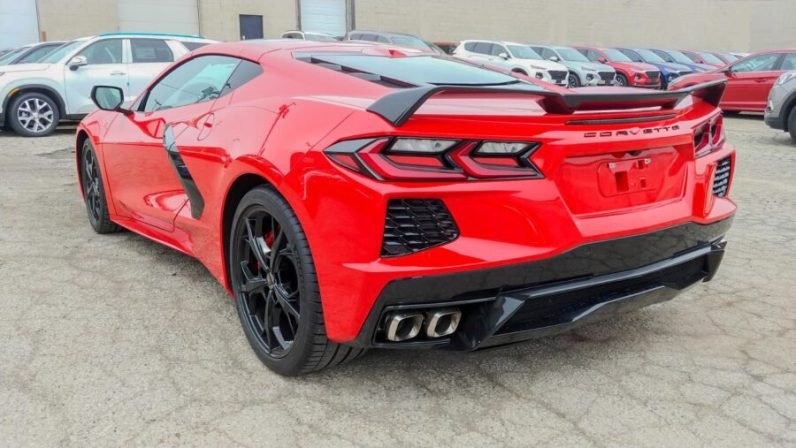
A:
<box><xmin>68</xmin><ymin>55</ymin><xmax>87</xmax><ymax>71</ymax></box>
<box><xmin>597</xmin><ymin>57</ymin><xmax>608</xmax><ymax>64</ymax></box>
<box><xmin>549</xmin><ymin>55</ymin><xmax>560</xmax><ymax>62</ymax></box>
<box><xmin>498</xmin><ymin>52</ymin><xmax>509</xmax><ymax>60</ymax></box>
<box><xmin>90</xmin><ymin>85</ymin><xmax>131</xmax><ymax>115</ymax></box>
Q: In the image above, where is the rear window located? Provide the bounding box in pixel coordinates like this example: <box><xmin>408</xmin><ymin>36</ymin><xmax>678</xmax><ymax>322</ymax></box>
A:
<box><xmin>301</xmin><ymin>54</ymin><xmax>525</xmax><ymax>86</ymax></box>
<box><xmin>131</xmin><ymin>39</ymin><xmax>174</xmax><ymax>63</ymax></box>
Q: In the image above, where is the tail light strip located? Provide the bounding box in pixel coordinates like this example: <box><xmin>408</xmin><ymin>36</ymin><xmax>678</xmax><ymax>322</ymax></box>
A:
<box><xmin>694</xmin><ymin>114</ymin><xmax>724</xmax><ymax>157</ymax></box>
<box><xmin>325</xmin><ymin>138</ymin><xmax>542</xmax><ymax>181</ymax></box>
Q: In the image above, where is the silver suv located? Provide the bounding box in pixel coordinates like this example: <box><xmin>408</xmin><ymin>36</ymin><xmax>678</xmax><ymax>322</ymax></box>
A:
<box><xmin>0</xmin><ymin>33</ymin><xmax>213</xmax><ymax>137</ymax></box>
<box><xmin>765</xmin><ymin>71</ymin><xmax>796</xmax><ymax>142</ymax></box>
<box><xmin>530</xmin><ymin>44</ymin><xmax>617</xmax><ymax>88</ymax></box>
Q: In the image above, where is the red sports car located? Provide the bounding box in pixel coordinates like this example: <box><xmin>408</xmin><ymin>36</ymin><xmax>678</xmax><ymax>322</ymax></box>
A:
<box><xmin>575</xmin><ymin>46</ymin><xmax>662</xmax><ymax>88</ymax></box>
<box><xmin>669</xmin><ymin>49</ymin><xmax>796</xmax><ymax>112</ymax></box>
<box><xmin>77</xmin><ymin>41</ymin><xmax>736</xmax><ymax>376</ymax></box>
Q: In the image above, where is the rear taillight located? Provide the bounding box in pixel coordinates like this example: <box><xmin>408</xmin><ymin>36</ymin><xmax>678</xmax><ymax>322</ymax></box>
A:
<box><xmin>694</xmin><ymin>114</ymin><xmax>725</xmax><ymax>157</ymax></box>
<box><xmin>325</xmin><ymin>137</ymin><xmax>542</xmax><ymax>181</ymax></box>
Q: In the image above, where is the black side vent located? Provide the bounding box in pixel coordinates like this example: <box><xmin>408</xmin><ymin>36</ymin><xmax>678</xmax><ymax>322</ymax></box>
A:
<box><xmin>382</xmin><ymin>199</ymin><xmax>459</xmax><ymax>257</ymax></box>
<box><xmin>713</xmin><ymin>157</ymin><xmax>732</xmax><ymax>197</ymax></box>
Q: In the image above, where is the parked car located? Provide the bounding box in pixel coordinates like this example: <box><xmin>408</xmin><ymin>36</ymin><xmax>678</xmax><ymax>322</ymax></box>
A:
<box><xmin>713</xmin><ymin>52</ymin><xmax>740</xmax><ymax>65</ymax></box>
<box><xmin>615</xmin><ymin>48</ymin><xmax>694</xmax><ymax>89</ymax></box>
<box><xmin>681</xmin><ymin>50</ymin><xmax>726</xmax><ymax>68</ymax></box>
<box><xmin>453</xmin><ymin>40</ymin><xmax>569</xmax><ymax>86</ymax></box>
<box><xmin>0</xmin><ymin>33</ymin><xmax>214</xmax><ymax>136</ymax></box>
<box><xmin>345</xmin><ymin>31</ymin><xmax>440</xmax><ymax>54</ymax></box>
<box><xmin>575</xmin><ymin>46</ymin><xmax>661</xmax><ymax>88</ymax></box>
<box><xmin>280</xmin><ymin>31</ymin><xmax>339</xmax><ymax>42</ymax></box>
<box><xmin>669</xmin><ymin>50</ymin><xmax>796</xmax><ymax>112</ymax></box>
<box><xmin>765</xmin><ymin>71</ymin><xmax>796</xmax><ymax>141</ymax></box>
<box><xmin>650</xmin><ymin>49</ymin><xmax>713</xmax><ymax>72</ymax></box>
<box><xmin>77</xmin><ymin>39</ymin><xmax>735</xmax><ymax>375</ymax></box>
<box><xmin>0</xmin><ymin>41</ymin><xmax>65</xmax><ymax>65</ymax></box>
<box><xmin>530</xmin><ymin>44</ymin><xmax>616</xmax><ymax>87</ymax></box>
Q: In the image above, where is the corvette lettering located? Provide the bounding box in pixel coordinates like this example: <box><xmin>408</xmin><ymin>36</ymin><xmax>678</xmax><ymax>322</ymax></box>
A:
<box><xmin>584</xmin><ymin>125</ymin><xmax>681</xmax><ymax>138</ymax></box>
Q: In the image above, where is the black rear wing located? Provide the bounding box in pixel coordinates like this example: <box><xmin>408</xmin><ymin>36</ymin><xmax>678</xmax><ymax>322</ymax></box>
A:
<box><xmin>367</xmin><ymin>80</ymin><xmax>727</xmax><ymax>127</ymax></box>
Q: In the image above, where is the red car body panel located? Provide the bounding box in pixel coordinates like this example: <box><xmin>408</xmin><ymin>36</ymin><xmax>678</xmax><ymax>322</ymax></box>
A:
<box><xmin>669</xmin><ymin>49</ymin><xmax>796</xmax><ymax>112</ymax></box>
<box><xmin>77</xmin><ymin>41</ymin><xmax>736</xmax><ymax>346</ymax></box>
<box><xmin>575</xmin><ymin>46</ymin><xmax>662</xmax><ymax>88</ymax></box>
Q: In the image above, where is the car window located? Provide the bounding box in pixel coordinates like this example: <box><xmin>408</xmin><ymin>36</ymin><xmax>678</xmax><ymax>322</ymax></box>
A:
<box><xmin>618</xmin><ymin>48</ymin><xmax>643</xmax><ymax>63</ymax></box>
<box><xmin>556</xmin><ymin>47</ymin><xmax>589</xmax><ymax>62</ymax></box>
<box><xmin>780</xmin><ymin>53</ymin><xmax>796</xmax><ymax>71</ymax></box>
<box><xmin>131</xmin><ymin>39</ymin><xmax>174</xmax><ymax>63</ymax></box>
<box><xmin>16</xmin><ymin>44</ymin><xmax>59</xmax><ymax>64</ymax></box>
<box><xmin>490</xmin><ymin>44</ymin><xmax>507</xmax><ymax>56</ymax></box>
<box><xmin>143</xmin><ymin>55</ymin><xmax>241</xmax><ymax>112</ymax></box>
<box><xmin>375</xmin><ymin>35</ymin><xmax>390</xmax><ymax>43</ymax></box>
<box><xmin>652</xmin><ymin>49</ymin><xmax>675</xmax><ymax>63</ymax></box>
<box><xmin>508</xmin><ymin>45</ymin><xmax>540</xmax><ymax>60</ymax></box>
<box><xmin>220</xmin><ymin>60</ymin><xmax>263</xmax><ymax>95</ymax></box>
<box><xmin>40</xmin><ymin>40</ymin><xmax>84</xmax><ymax>63</ymax></box>
<box><xmin>541</xmin><ymin>48</ymin><xmax>557</xmax><ymax>60</ymax></box>
<box><xmin>182</xmin><ymin>41</ymin><xmax>210</xmax><ymax>51</ymax></box>
<box><xmin>78</xmin><ymin>39</ymin><xmax>123</xmax><ymax>65</ymax></box>
<box><xmin>732</xmin><ymin>53</ymin><xmax>781</xmax><ymax>72</ymax></box>
<box><xmin>389</xmin><ymin>35</ymin><xmax>431</xmax><ymax>50</ymax></box>
<box><xmin>470</xmin><ymin>42</ymin><xmax>488</xmax><ymax>54</ymax></box>
<box><xmin>602</xmin><ymin>48</ymin><xmax>631</xmax><ymax>62</ymax></box>
<box><xmin>697</xmin><ymin>51</ymin><xmax>724</xmax><ymax>65</ymax></box>
<box><xmin>0</xmin><ymin>47</ymin><xmax>26</xmax><ymax>64</ymax></box>
<box><xmin>464</xmin><ymin>42</ymin><xmax>477</xmax><ymax>52</ymax></box>
<box><xmin>636</xmin><ymin>49</ymin><xmax>666</xmax><ymax>63</ymax></box>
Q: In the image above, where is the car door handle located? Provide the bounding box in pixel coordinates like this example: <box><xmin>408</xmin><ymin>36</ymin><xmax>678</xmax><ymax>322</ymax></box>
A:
<box><xmin>110</xmin><ymin>71</ymin><xmax>126</xmax><ymax>76</ymax></box>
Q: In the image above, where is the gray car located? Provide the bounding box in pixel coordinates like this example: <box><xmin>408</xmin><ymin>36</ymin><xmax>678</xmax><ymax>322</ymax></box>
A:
<box><xmin>764</xmin><ymin>71</ymin><xmax>796</xmax><ymax>142</ymax></box>
<box><xmin>530</xmin><ymin>44</ymin><xmax>616</xmax><ymax>87</ymax></box>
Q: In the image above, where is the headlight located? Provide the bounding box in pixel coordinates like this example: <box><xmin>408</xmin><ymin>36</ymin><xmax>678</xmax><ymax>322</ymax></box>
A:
<box><xmin>776</xmin><ymin>72</ymin><xmax>796</xmax><ymax>85</ymax></box>
<box><xmin>535</xmin><ymin>72</ymin><xmax>544</xmax><ymax>80</ymax></box>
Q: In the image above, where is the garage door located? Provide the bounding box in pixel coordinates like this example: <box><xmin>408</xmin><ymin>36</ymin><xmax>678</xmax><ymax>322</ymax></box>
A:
<box><xmin>0</xmin><ymin>0</ymin><xmax>39</xmax><ymax>48</ymax></box>
<box><xmin>300</xmin><ymin>0</ymin><xmax>347</xmax><ymax>37</ymax></box>
<box><xmin>118</xmin><ymin>0</ymin><xmax>199</xmax><ymax>35</ymax></box>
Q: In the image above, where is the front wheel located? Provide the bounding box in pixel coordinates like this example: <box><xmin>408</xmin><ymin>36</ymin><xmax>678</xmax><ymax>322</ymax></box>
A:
<box><xmin>567</xmin><ymin>73</ymin><xmax>581</xmax><ymax>88</ymax></box>
<box><xmin>616</xmin><ymin>73</ymin><xmax>629</xmax><ymax>87</ymax></box>
<box><xmin>8</xmin><ymin>92</ymin><xmax>60</xmax><ymax>137</ymax></box>
<box><xmin>230</xmin><ymin>186</ymin><xmax>364</xmax><ymax>376</ymax></box>
<box><xmin>80</xmin><ymin>139</ymin><xmax>120</xmax><ymax>234</ymax></box>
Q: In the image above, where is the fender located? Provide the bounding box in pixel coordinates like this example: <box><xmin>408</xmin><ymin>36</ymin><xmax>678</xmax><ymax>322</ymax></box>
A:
<box><xmin>2</xmin><ymin>83</ymin><xmax>67</xmax><ymax>118</ymax></box>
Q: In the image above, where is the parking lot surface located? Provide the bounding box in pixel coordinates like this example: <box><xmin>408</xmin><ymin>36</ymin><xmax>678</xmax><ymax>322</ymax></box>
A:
<box><xmin>1</xmin><ymin>117</ymin><xmax>794</xmax><ymax>447</ymax></box>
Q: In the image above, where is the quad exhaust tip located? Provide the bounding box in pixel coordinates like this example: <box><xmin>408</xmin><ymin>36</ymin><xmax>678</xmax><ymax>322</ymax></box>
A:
<box><xmin>384</xmin><ymin>308</ymin><xmax>462</xmax><ymax>342</ymax></box>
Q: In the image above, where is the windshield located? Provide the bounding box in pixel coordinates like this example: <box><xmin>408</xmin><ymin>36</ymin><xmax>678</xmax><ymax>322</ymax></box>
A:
<box><xmin>0</xmin><ymin>48</ymin><xmax>25</xmax><ymax>65</ymax></box>
<box><xmin>556</xmin><ymin>47</ymin><xmax>589</xmax><ymax>62</ymax></box>
<box><xmin>308</xmin><ymin>54</ymin><xmax>525</xmax><ymax>86</ymax></box>
<box><xmin>601</xmin><ymin>48</ymin><xmax>632</xmax><ymax>62</ymax></box>
<box><xmin>721</xmin><ymin>53</ymin><xmax>739</xmax><ymax>62</ymax></box>
<box><xmin>39</xmin><ymin>40</ymin><xmax>84</xmax><ymax>64</ymax></box>
<box><xmin>508</xmin><ymin>45</ymin><xmax>541</xmax><ymax>60</ymax></box>
<box><xmin>636</xmin><ymin>49</ymin><xmax>666</xmax><ymax>63</ymax></box>
<box><xmin>698</xmin><ymin>51</ymin><xmax>724</xmax><ymax>65</ymax></box>
<box><xmin>389</xmin><ymin>36</ymin><xmax>432</xmax><ymax>51</ymax></box>
<box><xmin>666</xmin><ymin>50</ymin><xmax>695</xmax><ymax>64</ymax></box>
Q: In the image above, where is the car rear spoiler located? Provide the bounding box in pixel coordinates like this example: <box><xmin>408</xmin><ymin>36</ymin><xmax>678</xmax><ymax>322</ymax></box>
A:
<box><xmin>367</xmin><ymin>80</ymin><xmax>727</xmax><ymax>127</ymax></box>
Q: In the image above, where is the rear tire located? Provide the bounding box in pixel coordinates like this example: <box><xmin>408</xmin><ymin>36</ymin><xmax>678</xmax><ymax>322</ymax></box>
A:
<box><xmin>80</xmin><ymin>139</ymin><xmax>120</xmax><ymax>234</ymax></box>
<box><xmin>8</xmin><ymin>92</ymin><xmax>59</xmax><ymax>137</ymax></box>
<box><xmin>788</xmin><ymin>106</ymin><xmax>796</xmax><ymax>143</ymax></box>
<box><xmin>230</xmin><ymin>186</ymin><xmax>365</xmax><ymax>376</ymax></box>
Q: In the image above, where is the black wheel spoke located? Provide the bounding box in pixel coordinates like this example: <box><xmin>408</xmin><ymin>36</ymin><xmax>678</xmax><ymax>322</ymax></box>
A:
<box><xmin>234</xmin><ymin>206</ymin><xmax>301</xmax><ymax>359</ymax></box>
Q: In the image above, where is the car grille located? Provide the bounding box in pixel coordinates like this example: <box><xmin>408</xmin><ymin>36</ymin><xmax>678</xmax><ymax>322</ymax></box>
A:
<box><xmin>549</xmin><ymin>70</ymin><xmax>567</xmax><ymax>82</ymax></box>
<box><xmin>646</xmin><ymin>71</ymin><xmax>660</xmax><ymax>82</ymax></box>
<box><xmin>713</xmin><ymin>157</ymin><xmax>732</xmax><ymax>197</ymax></box>
<box><xmin>382</xmin><ymin>199</ymin><xmax>459</xmax><ymax>257</ymax></box>
<box><xmin>599</xmin><ymin>72</ymin><xmax>615</xmax><ymax>82</ymax></box>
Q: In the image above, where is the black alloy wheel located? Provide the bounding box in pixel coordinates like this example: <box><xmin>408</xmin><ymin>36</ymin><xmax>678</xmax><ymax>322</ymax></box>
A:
<box><xmin>230</xmin><ymin>187</ymin><xmax>364</xmax><ymax>375</ymax></box>
<box><xmin>80</xmin><ymin>140</ymin><xmax>119</xmax><ymax>234</ymax></box>
<box><xmin>234</xmin><ymin>207</ymin><xmax>301</xmax><ymax>359</ymax></box>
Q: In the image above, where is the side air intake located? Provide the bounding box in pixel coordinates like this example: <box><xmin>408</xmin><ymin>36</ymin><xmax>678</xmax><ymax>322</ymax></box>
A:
<box><xmin>382</xmin><ymin>199</ymin><xmax>459</xmax><ymax>257</ymax></box>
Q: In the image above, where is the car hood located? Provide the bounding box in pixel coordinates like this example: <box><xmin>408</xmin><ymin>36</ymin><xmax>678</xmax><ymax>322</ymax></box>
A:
<box><xmin>0</xmin><ymin>63</ymin><xmax>51</xmax><ymax>73</ymax></box>
<box><xmin>562</xmin><ymin>61</ymin><xmax>615</xmax><ymax>72</ymax></box>
<box><xmin>520</xmin><ymin>58</ymin><xmax>568</xmax><ymax>71</ymax></box>
<box><xmin>610</xmin><ymin>61</ymin><xmax>659</xmax><ymax>73</ymax></box>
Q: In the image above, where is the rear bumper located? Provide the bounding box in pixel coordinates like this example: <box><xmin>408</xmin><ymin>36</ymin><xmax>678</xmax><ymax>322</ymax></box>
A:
<box><xmin>352</xmin><ymin>218</ymin><xmax>732</xmax><ymax>349</ymax></box>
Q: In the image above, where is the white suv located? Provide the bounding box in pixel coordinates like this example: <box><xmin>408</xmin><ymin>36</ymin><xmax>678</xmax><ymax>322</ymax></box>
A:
<box><xmin>453</xmin><ymin>40</ymin><xmax>569</xmax><ymax>86</ymax></box>
<box><xmin>0</xmin><ymin>33</ymin><xmax>213</xmax><ymax>137</ymax></box>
